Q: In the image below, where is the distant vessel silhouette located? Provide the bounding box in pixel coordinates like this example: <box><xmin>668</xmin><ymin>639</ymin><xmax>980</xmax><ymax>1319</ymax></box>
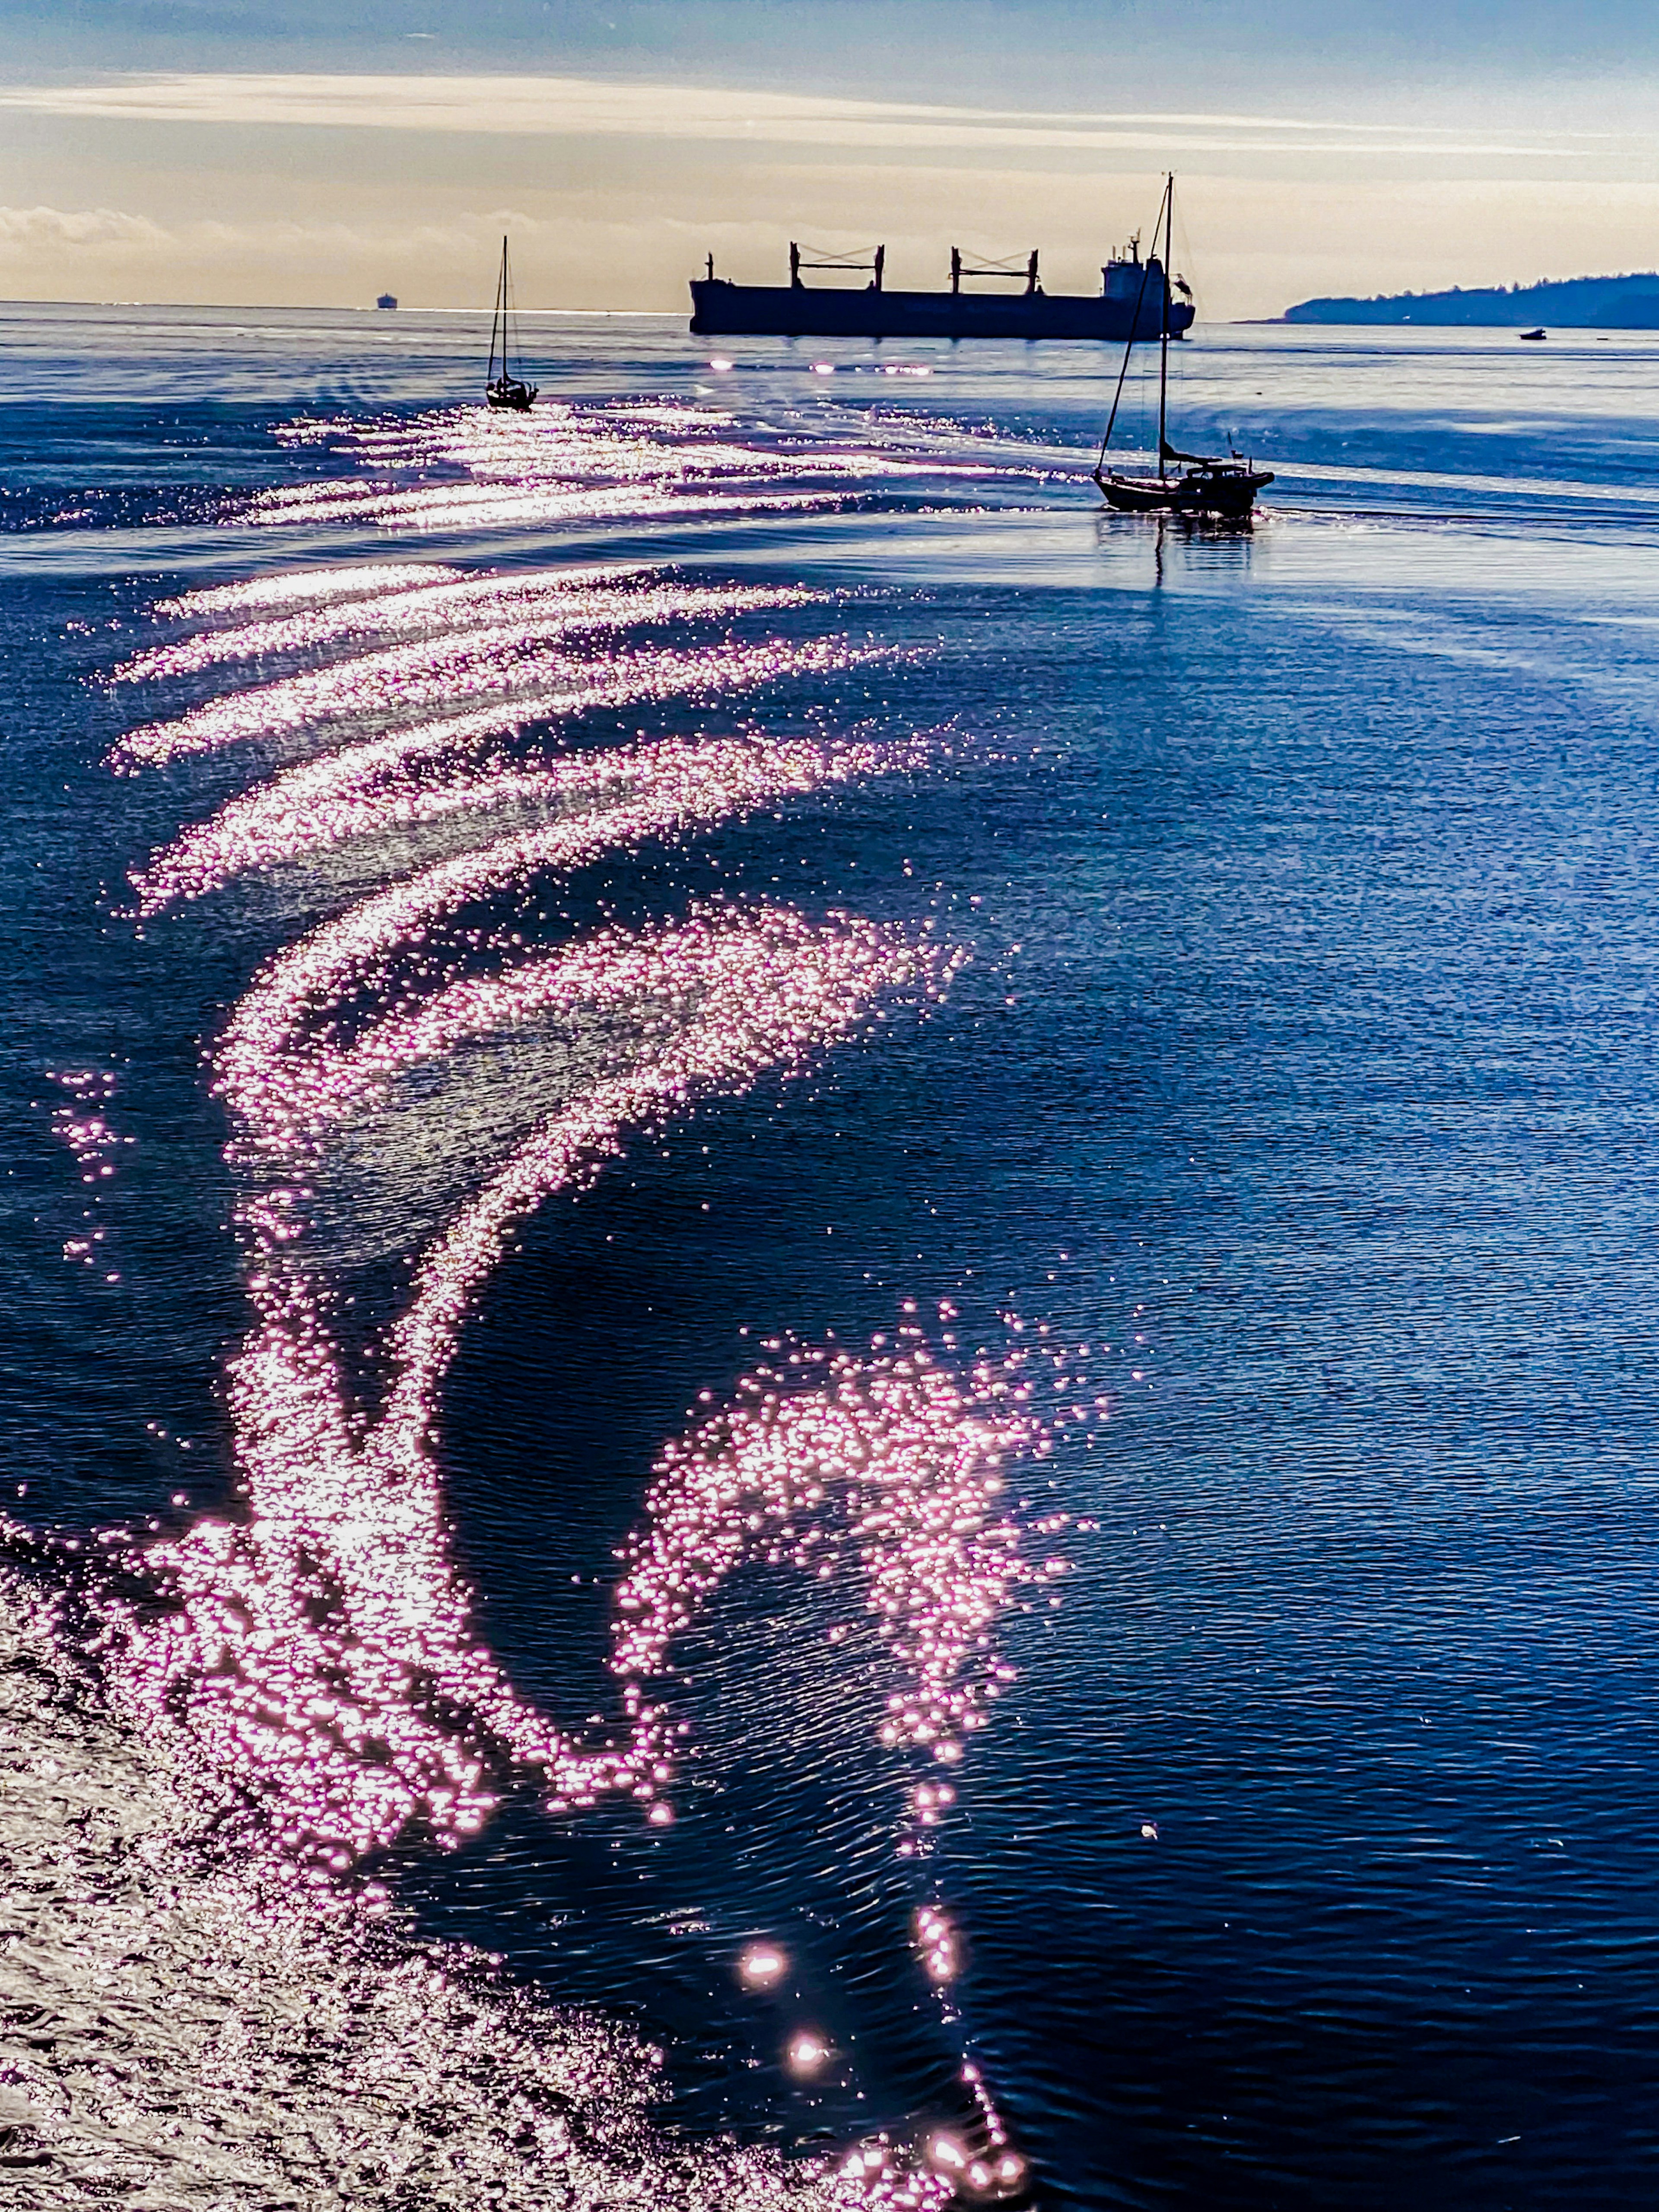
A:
<box><xmin>484</xmin><ymin>238</ymin><xmax>537</xmax><ymax>412</ymax></box>
<box><xmin>689</xmin><ymin>236</ymin><xmax>1194</xmax><ymax>343</ymax></box>
<box><xmin>376</xmin><ymin>292</ymin><xmax>397</xmax><ymax>311</ymax></box>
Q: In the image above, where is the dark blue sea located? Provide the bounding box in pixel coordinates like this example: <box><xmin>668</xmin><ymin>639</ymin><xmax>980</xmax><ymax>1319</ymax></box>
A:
<box><xmin>3</xmin><ymin>300</ymin><xmax>1659</xmax><ymax>2209</ymax></box>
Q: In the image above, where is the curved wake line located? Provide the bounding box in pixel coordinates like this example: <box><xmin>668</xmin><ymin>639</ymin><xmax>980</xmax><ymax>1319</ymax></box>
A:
<box><xmin>249</xmin><ymin>479</ymin><xmax>849</xmax><ymax>537</ymax></box>
<box><xmin>155</xmin><ymin>561</ymin><xmax>469</xmax><ymax>620</ymax></box>
<box><xmin>214</xmin><ymin>728</ymin><xmax>926</xmax><ymax>1146</ymax></box>
<box><xmin>122</xmin><ymin>907</ymin><xmax>944</xmax><ymax>1867</ymax></box>
<box><xmin>285</xmin><ymin>900</ymin><xmax>909</xmax><ymax>1135</ymax></box>
<box><xmin>113</xmin><ymin>594</ymin><xmax>827</xmax><ymax>767</ymax></box>
<box><xmin>121</xmin><ymin>562</ymin><xmax>664</xmax><ymax>682</ymax></box>
<box><xmin>79</xmin><ymin>384</ymin><xmax>1054</xmax><ymax>2198</ymax></box>
<box><xmin>129</xmin><ymin>646</ymin><xmax>896</xmax><ymax>907</ymax></box>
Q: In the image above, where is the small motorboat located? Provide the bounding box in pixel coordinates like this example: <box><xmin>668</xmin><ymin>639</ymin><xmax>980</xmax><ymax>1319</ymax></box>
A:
<box><xmin>1091</xmin><ymin>175</ymin><xmax>1271</xmax><ymax>523</ymax></box>
<box><xmin>485</xmin><ymin>236</ymin><xmax>538</xmax><ymax>411</ymax></box>
<box><xmin>1519</xmin><ymin>327</ymin><xmax>1548</xmax><ymax>341</ymax></box>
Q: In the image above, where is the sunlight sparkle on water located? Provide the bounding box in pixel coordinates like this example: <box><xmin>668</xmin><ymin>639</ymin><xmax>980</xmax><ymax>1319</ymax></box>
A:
<box><xmin>82</xmin><ymin>387</ymin><xmax>1066</xmax><ymax>2198</ymax></box>
<box><xmin>114</xmin><ymin>577</ymin><xmax>827</xmax><ymax>766</ymax></box>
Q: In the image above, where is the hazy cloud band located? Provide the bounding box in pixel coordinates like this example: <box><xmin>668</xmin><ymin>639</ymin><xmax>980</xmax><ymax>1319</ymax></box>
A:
<box><xmin>0</xmin><ymin>73</ymin><xmax>1599</xmax><ymax>162</ymax></box>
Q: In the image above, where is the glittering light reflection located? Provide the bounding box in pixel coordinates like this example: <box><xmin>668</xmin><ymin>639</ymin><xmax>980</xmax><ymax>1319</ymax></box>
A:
<box><xmin>255</xmin><ymin>477</ymin><xmax>839</xmax><ymax>538</ymax></box>
<box><xmin>117</xmin><ymin>906</ymin><xmax>966</xmax><ymax>1871</ymax></box>
<box><xmin>242</xmin><ymin>394</ymin><xmax>1041</xmax><ymax>539</ymax></box>
<box><xmin>212</xmin><ymin>732</ymin><xmax>925</xmax><ymax>1150</ymax></box>
<box><xmin>608</xmin><ymin>1321</ymin><xmax>1054</xmax><ymax>1837</ymax></box>
<box><xmin>277</xmin><ymin>900</ymin><xmax>920</xmax><ymax>1143</ymax></box>
<box><xmin>114</xmin><ymin>585</ymin><xmax>830</xmax><ymax>767</ymax></box>
<box><xmin>740</xmin><ymin>1944</ymin><xmax>789</xmax><ymax>1988</ymax></box>
<box><xmin>916</xmin><ymin>1906</ymin><xmax>959</xmax><ymax>1985</ymax></box>
<box><xmin>155</xmin><ymin>562</ymin><xmax>467</xmax><ymax>619</ymax></box>
<box><xmin>120</xmin><ymin>563</ymin><xmax>658</xmax><ymax>684</ymax></box>
<box><xmin>131</xmin><ymin>667</ymin><xmax>899</xmax><ymax>910</ymax></box>
<box><xmin>48</xmin><ymin>1066</ymin><xmax>130</xmax><ymax>1189</ymax></box>
<box><xmin>86</xmin><ymin>477</ymin><xmax>1060</xmax><ymax>2199</ymax></box>
<box><xmin>0</xmin><ymin>1569</ymin><xmax>950</xmax><ymax>2211</ymax></box>
<box><xmin>789</xmin><ymin>2032</ymin><xmax>832</xmax><ymax>2076</ymax></box>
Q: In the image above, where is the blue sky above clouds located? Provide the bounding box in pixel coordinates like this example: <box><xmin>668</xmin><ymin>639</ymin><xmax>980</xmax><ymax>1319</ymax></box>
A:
<box><xmin>1</xmin><ymin>1</ymin><xmax>1656</xmax><ymax>311</ymax></box>
<box><xmin>9</xmin><ymin>0</ymin><xmax>1658</xmax><ymax>93</ymax></box>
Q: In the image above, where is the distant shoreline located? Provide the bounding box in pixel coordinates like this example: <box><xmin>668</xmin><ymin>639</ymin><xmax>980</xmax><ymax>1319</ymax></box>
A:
<box><xmin>1284</xmin><ymin>272</ymin><xmax>1659</xmax><ymax>328</ymax></box>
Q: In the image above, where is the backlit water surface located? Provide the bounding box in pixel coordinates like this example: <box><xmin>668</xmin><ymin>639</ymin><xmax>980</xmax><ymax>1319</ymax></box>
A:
<box><xmin>3</xmin><ymin>303</ymin><xmax>1659</xmax><ymax>2208</ymax></box>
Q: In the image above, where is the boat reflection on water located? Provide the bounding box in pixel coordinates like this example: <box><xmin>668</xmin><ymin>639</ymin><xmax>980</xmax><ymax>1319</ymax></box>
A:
<box><xmin>1096</xmin><ymin>505</ymin><xmax>1261</xmax><ymax>589</ymax></box>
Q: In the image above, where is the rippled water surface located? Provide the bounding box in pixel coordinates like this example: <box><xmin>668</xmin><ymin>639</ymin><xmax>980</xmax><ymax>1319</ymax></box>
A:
<box><xmin>4</xmin><ymin>301</ymin><xmax>1659</xmax><ymax>2208</ymax></box>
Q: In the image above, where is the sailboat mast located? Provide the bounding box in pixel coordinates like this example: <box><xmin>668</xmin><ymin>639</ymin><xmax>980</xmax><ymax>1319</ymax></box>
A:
<box><xmin>1096</xmin><ymin>245</ymin><xmax>1157</xmax><ymax>470</ymax></box>
<box><xmin>489</xmin><ymin>239</ymin><xmax>504</xmax><ymax>384</ymax></box>
<box><xmin>504</xmin><ymin>238</ymin><xmax>518</xmax><ymax>380</ymax></box>
<box><xmin>500</xmin><ymin>236</ymin><xmax>511</xmax><ymax>381</ymax></box>
<box><xmin>1156</xmin><ymin>174</ymin><xmax>1173</xmax><ymax>481</ymax></box>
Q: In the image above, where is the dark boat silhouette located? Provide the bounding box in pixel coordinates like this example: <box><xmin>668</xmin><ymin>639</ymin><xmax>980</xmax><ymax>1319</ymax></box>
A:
<box><xmin>1092</xmin><ymin>175</ymin><xmax>1272</xmax><ymax>522</ymax></box>
<box><xmin>689</xmin><ymin>237</ymin><xmax>1194</xmax><ymax>343</ymax></box>
<box><xmin>485</xmin><ymin>238</ymin><xmax>537</xmax><ymax>411</ymax></box>
<box><xmin>1519</xmin><ymin>327</ymin><xmax>1548</xmax><ymax>340</ymax></box>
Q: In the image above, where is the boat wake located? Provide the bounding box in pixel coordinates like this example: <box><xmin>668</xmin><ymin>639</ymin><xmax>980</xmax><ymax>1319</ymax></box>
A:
<box><xmin>7</xmin><ymin>432</ymin><xmax>1065</xmax><ymax>2202</ymax></box>
<box><xmin>251</xmin><ymin>391</ymin><xmax>1051</xmax><ymax>537</ymax></box>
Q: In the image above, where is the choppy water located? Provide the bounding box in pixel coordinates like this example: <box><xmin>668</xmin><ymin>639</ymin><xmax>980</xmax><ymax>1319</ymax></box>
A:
<box><xmin>4</xmin><ymin>299</ymin><xmax>1659</xmax><ymax>2209</ymax></box>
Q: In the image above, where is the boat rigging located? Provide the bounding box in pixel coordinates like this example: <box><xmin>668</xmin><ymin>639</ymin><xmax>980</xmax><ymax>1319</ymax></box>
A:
<box><xmin>1092</xmin><ymin>175</ymin><xmax>1272</xmax><ymax>523</ymax></box>
<box><xmin>485</xmin><ymin>237</ymin><xmax>537</xmax><ymax>412</ymax></box>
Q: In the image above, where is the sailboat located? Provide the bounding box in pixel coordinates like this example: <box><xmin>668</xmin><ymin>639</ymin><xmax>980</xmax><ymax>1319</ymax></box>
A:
<box><xmin>1093</xmin><ymin>176</ymin><xmax>1271</xmax><ymax>522</ymax></box>
<box><xmin>485</xmin><ymin>237</ymin><xmax>538</xmax><ymax>412</ymax></box>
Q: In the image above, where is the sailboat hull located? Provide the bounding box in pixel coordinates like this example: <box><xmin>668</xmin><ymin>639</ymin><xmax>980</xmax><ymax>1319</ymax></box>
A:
<box><xmin>1098</xmin><ymin>467</ymin><xmax>1272</xmax><ymax>520</ymax></box>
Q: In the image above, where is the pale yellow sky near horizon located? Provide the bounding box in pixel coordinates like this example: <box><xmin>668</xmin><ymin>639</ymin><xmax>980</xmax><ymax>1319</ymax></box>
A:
<box><xmin>2</xmin><ymin>70</ymin><xmax>1658</xmax><ymax>318</ymax></box>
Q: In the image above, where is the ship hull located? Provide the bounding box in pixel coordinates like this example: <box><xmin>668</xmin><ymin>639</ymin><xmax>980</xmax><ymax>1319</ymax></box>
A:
<box><xmin>689</xmin><ymin>280</ymin><xmax>1193</xmax><ymax>343</ymax></box>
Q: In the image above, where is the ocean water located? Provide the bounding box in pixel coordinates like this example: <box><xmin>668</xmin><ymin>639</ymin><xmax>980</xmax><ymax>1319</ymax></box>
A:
<box><xmin>3</xmin><ymin>300</ymin><xmax>1659</xmax><ymax>2209</ymax></box>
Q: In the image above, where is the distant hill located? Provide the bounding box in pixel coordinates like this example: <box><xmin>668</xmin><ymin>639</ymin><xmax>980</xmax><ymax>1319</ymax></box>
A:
<box><xmin>1283</xmin><ymin>273</ymin><xmax>1659</xmax><ymax>327</ymax></box>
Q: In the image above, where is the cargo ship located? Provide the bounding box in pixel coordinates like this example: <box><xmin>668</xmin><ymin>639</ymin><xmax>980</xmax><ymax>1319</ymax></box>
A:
<box><xmin>689</xmin><ymin>240</ymin><xmax>1194</xmax><ymax>343</ymax></box>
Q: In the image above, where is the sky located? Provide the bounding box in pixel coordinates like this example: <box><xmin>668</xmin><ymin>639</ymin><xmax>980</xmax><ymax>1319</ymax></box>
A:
<box><xmin>3</xmin><ymin>1</ymin><xmax>1659</xmax><ymax>316</ymax></box>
